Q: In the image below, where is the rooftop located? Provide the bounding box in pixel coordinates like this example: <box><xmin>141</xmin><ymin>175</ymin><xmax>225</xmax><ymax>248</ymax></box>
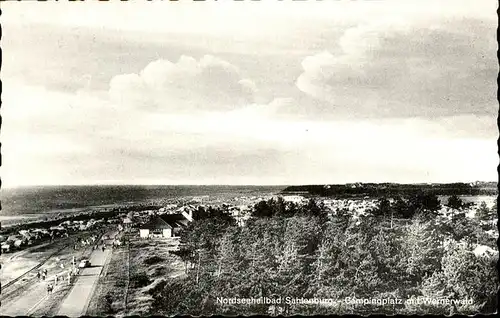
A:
<box><xmin>140</xmin><ymin>216</ymin><xmax>172</xmax><ymax>230</ymax></box>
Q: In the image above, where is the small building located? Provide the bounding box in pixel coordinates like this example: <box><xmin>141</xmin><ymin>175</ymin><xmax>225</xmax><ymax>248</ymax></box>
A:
<box><xmin>30</xmin><ymin>229</ymin><xmax>47</xmax><ymax>240</ymax></box>
<box><xmin>473</xmin><ymin>245</ymin><xmax>498</xmax><ymax>258</ymax></box>
<box><xmin>60</xmin><ymin>220</ymin><xmax>72</xmax><ymax>227</ymax></box>
<box><xmin>139</xmin><ymin>216</ymin><xmax>173</xmax><ymax>238</ymax></box>
<box><xmin>123</xmin><ymin>217</ymin><xmax>133</xmax><ymax>226</ymax></box>
<box><xmin>14</xmin><ymin>239</ymin><xmax>25</xmax><ymax>248</ymax></box>
<box><xmin>86</xmin><ymin>219</ymin><xmax>96</xmax><ymax>229</ymax></box>
<box><xmin>139</xmin><ymin>214</ymin><xmax>190</xmax><ymax>239</ymax></box>
<box><xmin>1</xmin><ymin>243</ymin><xmax>11</xmax><ymax>253</ymax></box>
<box><xmin>283</xmin><ymin>195</ymin><xmax>306</xmax><ymax>204</ymax></box>
<box><xmin>7</xmin><ymin>235</ymin><xmax>19</xmax><ymax>242</ymax></box>
<box><xmin>50</xmin><ymin>226</ymin><xmax>66</xmax><ymax>231</ymax></box>
<box><xmin>162</xmin><ymin>214</ymin><xmax>190</xmax><ymax>235</ymax></box>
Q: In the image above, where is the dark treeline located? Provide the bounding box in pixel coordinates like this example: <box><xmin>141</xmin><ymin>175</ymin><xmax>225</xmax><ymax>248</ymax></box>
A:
<box><xmin>282</xmin><ymin>182</ymin><xmax>497</xmax><ymax>197</ymax></box>
<box><xmin>150</xmin><ymin>196</ymin><xmax>497</xmax><ymax>316</ymax></box>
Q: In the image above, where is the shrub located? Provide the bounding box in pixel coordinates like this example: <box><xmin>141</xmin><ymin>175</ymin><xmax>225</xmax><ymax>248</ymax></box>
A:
<box><xmin>133</xmin><ymin>240</ymin><xmax>150</xmax><ymax>248</ymax></box>
<box><xmin>130</xmin><ymin>272</ymin><xmax>151</xmax><ymax>288</ymax></box>
<box><xmin>147</xmin><ymin>279</ymin><xmax>167</xmax><ymax>296</ymax></box>
<box><xmin>144</xmin><ymin>255</ymin><xmax>165</xmax><ymax>266</ymax></box>
<box><xmin>152</xmin><ymin>266</ymin><xmax>168</xmax><ymax>277</ymax></box>
<box><xmin>104</xmin><ymin>293</ymin><xmax>115</xmax><ymax>314</ymax></box>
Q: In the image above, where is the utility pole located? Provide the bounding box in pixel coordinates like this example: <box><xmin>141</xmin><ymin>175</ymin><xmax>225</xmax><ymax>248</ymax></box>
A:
<box><xmin>318</xmin><ymin>245</ymin><xmax>324</xmax><ymax>281</ymax></box>
<box><xmin>196</xmin><ymin>250</ymin><xmax>201</xmax><ymax>285</ymax></box>
<box><xmin>217</xmin><ymin>261</ymin><xmax>222</xmax><ymax>277</ymax></box>
<box><xmin>251</xmin><ymin>244</ymin><xmax>257</xmax><ymax>269</ymax></box>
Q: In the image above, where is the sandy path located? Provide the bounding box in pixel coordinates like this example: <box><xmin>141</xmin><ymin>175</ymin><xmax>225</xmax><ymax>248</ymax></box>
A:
<box><xmin>56</xmin><ymin>231</ymin><xmax>117</xmax><ymax>317</ymax></box>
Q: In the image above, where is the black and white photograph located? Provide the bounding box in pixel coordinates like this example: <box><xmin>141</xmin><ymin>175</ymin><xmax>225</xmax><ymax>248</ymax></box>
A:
<box><xmin>0</xmin><ymin>0</ymin><xmax>498</xmax><ymax>316</ymax></box>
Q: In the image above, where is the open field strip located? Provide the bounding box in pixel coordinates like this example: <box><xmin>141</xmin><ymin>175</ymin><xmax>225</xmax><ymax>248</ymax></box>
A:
<box><xmin>86</xmin><ymin>235</ymin><xmax>130</xmax><ymax>316</ymax></box>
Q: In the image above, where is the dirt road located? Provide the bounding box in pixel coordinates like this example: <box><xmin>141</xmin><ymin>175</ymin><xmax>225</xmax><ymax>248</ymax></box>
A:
<box><xmin>56</xmin><ymin>232</ymin><xmax>116</xmax><ymax>317</ymax></box>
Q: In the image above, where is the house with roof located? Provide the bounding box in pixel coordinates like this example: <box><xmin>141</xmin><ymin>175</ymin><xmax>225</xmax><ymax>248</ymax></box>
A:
<box><xmin>176</xmin><ymin>206</ymin><xmax>195</xmax><ymax>221</ymax></box>
<box><xmin>139</xmin><ymin>214</ymin><xmax>191</xmax><ymax>239</ymax></box>
<box><xmin>123</xmin><ymin>217</ymin><xmax>133</xmax><ymax>229</ymax></box>
<box><xmin>1</xmin><ymin>242</ymin><xmax>12</xmax><ymax>253</ymax></box>
<box><xmin>139</xmin><ymin>217</ymin><xmax>172</xmax><ymax>238</ymax></box>
<box><xmin>12</xmin><ymin>237</ymin><xmax>26</xmax><ymax>248</ymax></box>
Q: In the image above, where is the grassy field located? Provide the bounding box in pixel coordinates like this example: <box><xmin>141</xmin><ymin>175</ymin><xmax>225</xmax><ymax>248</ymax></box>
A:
<box><xmin>122</xmin><ymin>234</ymin><xmax>186</xmax><ymax>315</ymax></box>
<box><xmin>86</xmin><ymin>243</ymin><xmax>130</xmax><ymax>316</ymax></box>
<box><xmin>85</xmin><ymin>232</ymin><xmax>186</xmax><ymax>316</ymax></box>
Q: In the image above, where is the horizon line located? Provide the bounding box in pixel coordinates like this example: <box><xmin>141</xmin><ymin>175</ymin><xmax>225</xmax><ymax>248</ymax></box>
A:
<box><xmin>1</xmin><ymin>180</ymin><xmax>497</xmax><ymax>189</ymax></box>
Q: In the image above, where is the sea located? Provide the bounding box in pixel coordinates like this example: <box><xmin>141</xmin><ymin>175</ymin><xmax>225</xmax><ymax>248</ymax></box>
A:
<box><xmin>0</xmin><ymin>185</ymin><xmax>285</xmax><ymax>226</ymax></box>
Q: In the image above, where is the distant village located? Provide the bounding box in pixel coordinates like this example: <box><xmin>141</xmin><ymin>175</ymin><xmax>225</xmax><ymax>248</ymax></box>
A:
<box><xmin>1</xmin><ymin>194</ymin><xmax>299</xmax><ymax>251</ymax></box>
<box><xmin>1</xmin><ymin>193</ymin><xmax>497</xmax><ymax>253</ymax></box>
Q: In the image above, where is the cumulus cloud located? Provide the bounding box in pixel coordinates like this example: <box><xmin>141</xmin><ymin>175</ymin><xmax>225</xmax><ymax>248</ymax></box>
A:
<box><xmin>3</xmin><ymin>12</ymin><xmax>497</xmax><ymax>186</ymax></box>
<box><xmin>1</xmin><ymin>80</ymin><xmax>299</xmax><ymax>186</ymax></box>
<box><xmin>108</xmin><ymin>55</ymin><xmax>258</xmax><ymax>112</ymax></box>
<box><xmin>225</xmin><ymin>98</ymin><xmax>298</xmax><ymax>119</ymax></box>
<box><xmin>2</xmin><ymin>80</ymin><xmax>496</xmax><ymax>186</ymax></box>
<box><xmin>297</xmin><ymin>18</ymin><xmax>498</xmax><ymax>118</ymax></box>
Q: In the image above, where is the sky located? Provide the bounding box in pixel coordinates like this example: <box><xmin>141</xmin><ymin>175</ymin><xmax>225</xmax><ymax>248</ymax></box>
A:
<box><xmin>1</xmin><ymin>0</ymin><xmax>498</xmax><ymax>186</ymax></box>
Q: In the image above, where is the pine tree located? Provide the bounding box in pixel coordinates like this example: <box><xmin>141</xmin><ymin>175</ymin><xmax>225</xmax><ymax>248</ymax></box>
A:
<box><xmin>476</xmin><ymin>201</ymin><xmax>493</xmax><ymax>222</ymax></box>
<box><xmin>446</xmin><ymin>195</ymin><xmax>465</xmax><ymax>210</ymax></box>
<box><xmin>397</xmin><ymin>218</ymin><xmax>444</xmax><ymax>288</ymax></box>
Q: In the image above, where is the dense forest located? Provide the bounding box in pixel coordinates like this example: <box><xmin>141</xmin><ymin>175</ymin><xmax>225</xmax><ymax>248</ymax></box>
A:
<box><xmin>282</xmin><ymin>182</ymin><xmax>498</xmax><ymax>197</ymax></box>
<box><xmin>148</xmin><ymin>194</ymin><xmax>498</xmax><ymax>316</ymax></box>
